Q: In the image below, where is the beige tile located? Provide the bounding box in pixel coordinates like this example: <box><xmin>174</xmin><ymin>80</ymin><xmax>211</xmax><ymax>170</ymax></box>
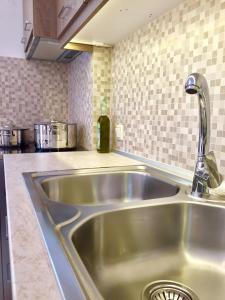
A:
<box><xmin>111</xmin><ymin>0</ymin><xmax>225</xmax><ymax>176</ymax></box>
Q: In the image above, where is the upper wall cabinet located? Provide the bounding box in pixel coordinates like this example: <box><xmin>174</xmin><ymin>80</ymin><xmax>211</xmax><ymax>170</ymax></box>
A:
<box><xmin>22</xmin><ymin>0</ymin><xmax>64</xmax><ymax>61</ymax></box>
<box><xmin>22</xmin><ymin>0</ymin><xmax>57</xmax><ymax>51</ymax></box>
<box><xmin>22</xmin><ymin>0</ymin><xmax>107</xmax><ymax>62</ymax></box>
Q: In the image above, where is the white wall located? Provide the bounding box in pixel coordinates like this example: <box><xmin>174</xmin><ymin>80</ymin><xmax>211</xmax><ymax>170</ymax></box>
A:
<box><xmin>0</xmin><ymin>0</ymin><xmax>24</xmax><ymax>58</ymax></box>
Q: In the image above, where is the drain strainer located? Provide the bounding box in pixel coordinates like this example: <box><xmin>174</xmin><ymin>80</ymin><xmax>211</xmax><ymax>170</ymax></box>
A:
<box><xmin>142</xmin><ymin>280</ymin><xmax>199</xmax><ymax>300</ymax></box>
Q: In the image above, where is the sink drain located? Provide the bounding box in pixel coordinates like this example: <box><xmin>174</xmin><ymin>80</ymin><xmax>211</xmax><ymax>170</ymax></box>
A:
<box><xmin>142</xmin><ymin>280</ymin><xmax>199</xmax><ymax>300</ymax></box>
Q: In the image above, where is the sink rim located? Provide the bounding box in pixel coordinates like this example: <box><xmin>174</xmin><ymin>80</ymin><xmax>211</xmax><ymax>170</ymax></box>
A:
<box><xmin>40</xmin><ymin>170</ymin><xmax>180</xmax><ymax>206</ymax></box>
<box><xmin>28</xmin><ymin>164</ymin><xmax>187</xmax><ymax>208</ymax></box>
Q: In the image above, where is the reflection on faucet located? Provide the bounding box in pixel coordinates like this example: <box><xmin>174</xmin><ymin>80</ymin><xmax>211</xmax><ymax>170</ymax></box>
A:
<box><xmin>185</xmin><ymin>73</ymin><xmax>222</xmax><ymax>198</ymax></box>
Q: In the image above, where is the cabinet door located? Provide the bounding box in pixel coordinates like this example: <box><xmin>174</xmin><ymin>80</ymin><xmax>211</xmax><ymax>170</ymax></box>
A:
<box><xmin>57</xmin><ymin>0</ymin><xmax>88</xmax><ymax>38</ymax></box>
<box><xmin>1</xmin><ymin>214</ymin><xmax>12</xmax><ymax>300</ymax></box>
<box><xmin>22</xmin><ymin>0</ymin><xmax>33</xmax><ymax>51</ymax></box>
<box><xmin>0</xmin><ymin>160</ymin><xmax>12</xmax><ymax>300</ymax></box>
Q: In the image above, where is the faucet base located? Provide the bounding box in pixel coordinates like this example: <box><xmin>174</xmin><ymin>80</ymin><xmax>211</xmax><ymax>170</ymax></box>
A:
<box><xmin>191</xmin><ymin>152</ymin><xmax>222</xmax><ymax>198</ymax></box>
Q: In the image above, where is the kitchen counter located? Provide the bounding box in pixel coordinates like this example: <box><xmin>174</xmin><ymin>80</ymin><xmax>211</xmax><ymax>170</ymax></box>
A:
<box><xmin>5</xmin><ymin>150</ymin><xmax>225</xmax><ymax>300</ymax></box>
<box><xmin>3</xmin><ymin>151</ymin><xmax>141</xmax><ymax>300</ymax></box>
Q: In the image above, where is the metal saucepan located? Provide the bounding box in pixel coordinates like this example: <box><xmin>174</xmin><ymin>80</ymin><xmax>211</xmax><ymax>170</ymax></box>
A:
<box><xmin>34</xmin><ymin>121</ymin><xmax>77</xmax><ymax>150</ymax></box>
<box><xmin>0</xmin><ymin>125</ymin><xmax>29</xmax><ymax>147</ymax></box>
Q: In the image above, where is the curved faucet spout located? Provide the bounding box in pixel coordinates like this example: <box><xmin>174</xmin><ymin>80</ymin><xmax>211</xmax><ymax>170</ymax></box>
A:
<box><xmin>185</xmin><ymin>73</ymin><xmax>210</xmax><ymax>157</ymax></box>
<box><xmin>185</xmin><ymin>73</ymin><xmax>222</xmax><ymax>198</ymax></box>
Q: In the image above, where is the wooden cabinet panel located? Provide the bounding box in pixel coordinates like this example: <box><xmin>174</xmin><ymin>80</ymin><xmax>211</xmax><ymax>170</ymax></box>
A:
<box><xmin>33</xmin><ymin>0</ymin><xmax>57</xmax><ymax>39</ymax></box>
<box><xmin>57</xmin><ymin>0</ymin><xmax>88</xmax><ymax>38</ymax></box>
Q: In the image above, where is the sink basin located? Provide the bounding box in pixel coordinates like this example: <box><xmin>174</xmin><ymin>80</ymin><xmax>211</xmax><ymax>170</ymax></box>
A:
<box><xmin>40</xmin><ymin>166</ymin><xmax>179</xmax><ymax>205</ymax></box>
<box><xmin>71</xmin><ymin>202</ymin><xmax>225</xmax><ymax>300</ymax></box>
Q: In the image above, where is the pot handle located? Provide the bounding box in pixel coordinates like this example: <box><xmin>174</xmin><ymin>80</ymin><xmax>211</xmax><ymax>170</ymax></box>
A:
<box><xmin>48</xmin><ymin>125</ymin><xmax>53</xmax><ymax>134</ymax></box>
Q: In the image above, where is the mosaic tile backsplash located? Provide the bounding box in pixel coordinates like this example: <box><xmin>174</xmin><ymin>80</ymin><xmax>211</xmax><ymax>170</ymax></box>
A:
<box><xmin>68</xmin><ymin>52</ymin><xmax>93</xmax><ymax>150</ymax></box>
<box><xmin>111</xmin><ymin>0</ymin><xmax>225</xmax><ymax>175</ymax></box>
<box><xmin>68</xmin><ymin>47</ymin><xmax>111</xmax><ymax>150</ymax></box>
<box><xmin>0</xmin><ymin>56</ymin><xmax>68</xmax><ymax>141</ymax></box>
<box><xmin>92</xmin><ymin>47</ymin><xmax>111</xmax><ymax>147</ymax></box>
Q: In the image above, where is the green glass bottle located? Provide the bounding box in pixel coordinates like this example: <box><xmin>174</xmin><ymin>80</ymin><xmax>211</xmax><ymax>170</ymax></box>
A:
<box><xmin>97</xmin><ymin>99</ymin><xmax>110</xmax><ymax>153</ymax></box>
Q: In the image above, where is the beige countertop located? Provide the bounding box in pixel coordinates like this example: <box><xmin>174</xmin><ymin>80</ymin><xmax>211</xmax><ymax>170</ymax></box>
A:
<box><xmin>3</xmin><ymin>151</ymin><xmax>140</xmax><ymax>300</ymax></box>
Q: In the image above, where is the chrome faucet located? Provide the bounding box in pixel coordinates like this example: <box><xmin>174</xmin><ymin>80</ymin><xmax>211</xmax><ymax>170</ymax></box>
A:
<box><xmin>185</xmin><ymin>73</ymin><xmax>222</xmax><ymax>198</ymax></box>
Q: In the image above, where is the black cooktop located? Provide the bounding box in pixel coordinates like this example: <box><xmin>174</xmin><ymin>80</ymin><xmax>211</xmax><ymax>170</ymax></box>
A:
<box><xmin>0</xmin><ymin>143</ymin><xmax>80</xmax><ymax>158</ymax></box>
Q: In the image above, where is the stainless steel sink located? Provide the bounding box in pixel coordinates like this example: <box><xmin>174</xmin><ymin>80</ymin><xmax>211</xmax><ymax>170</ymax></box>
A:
<box><xmin>23</xmin><ymin>164</ymin><xmax>225</xmax><ymax>300</ymax></box>
<box><xmin>40</xmin><ymin>166</ymin><xmax>179</xmax><ymax>205</ymax></box>
<box><xmin>68</xmin><ymin>202</ymin><xmax>225</xmax><ymax>300</ymax></box>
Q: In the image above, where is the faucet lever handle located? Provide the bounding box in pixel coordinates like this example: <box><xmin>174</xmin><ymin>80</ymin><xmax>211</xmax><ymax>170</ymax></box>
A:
<box><xmin>191</xmin><ymin>151</ymin><xmax>222</xmax><ymax>198</ymax></box>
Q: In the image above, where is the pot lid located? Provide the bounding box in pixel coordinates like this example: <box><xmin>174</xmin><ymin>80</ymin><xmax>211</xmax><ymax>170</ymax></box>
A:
<box><xmin>0</xmin><ymin>122</ymin><xmax>14</xmax><ymax>130</ymax></box>
<box><xmin>0</xmin><ymin>125</ymin><xmax>13</xmax><ymax>130</ymax></box>
<box><xmin>0</xmin><ymin>123</ymin><xmax>29</xmax><ymax>130</ymax></box>
<box><xmin>34</xmin><ymin>120</ymin><xmax>67</xmax><ymax>125</ymax></box>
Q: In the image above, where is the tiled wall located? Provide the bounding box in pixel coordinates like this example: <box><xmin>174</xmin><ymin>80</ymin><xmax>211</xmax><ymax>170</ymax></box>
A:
<box><xmin>68</xmin><ymin>52</ymin><xmax>93</xmax><ymax>150</ymax></box>
<box><xmin>111</xmin><ymin>0</ymin><xmax>225</xmax><ymax>175</ymax></box>
<box><xmin>0</xmin><ymin>57</ymin><xmax>68</xmax><ymax>140</ymax></box>
<box><xmin>92</xmin><ymin>47</ymin><xmax>111</xmax><ymax>147</ymax></box>
<box><xmin>68</xmin><ymin>47</ymin><xmax>111</xmax><ymax>150</ymax></box>
<box><xmin>0</xmin><ymin>50</ymin><xmax>111</xmax><ymax>149</ymax></box>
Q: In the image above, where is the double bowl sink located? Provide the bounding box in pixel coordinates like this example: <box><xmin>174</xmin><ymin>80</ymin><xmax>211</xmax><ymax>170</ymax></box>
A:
<box><xmin>23</xmin><ymin>165</ymin><xmax>225</xmax><ymax>300</ymax></box>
